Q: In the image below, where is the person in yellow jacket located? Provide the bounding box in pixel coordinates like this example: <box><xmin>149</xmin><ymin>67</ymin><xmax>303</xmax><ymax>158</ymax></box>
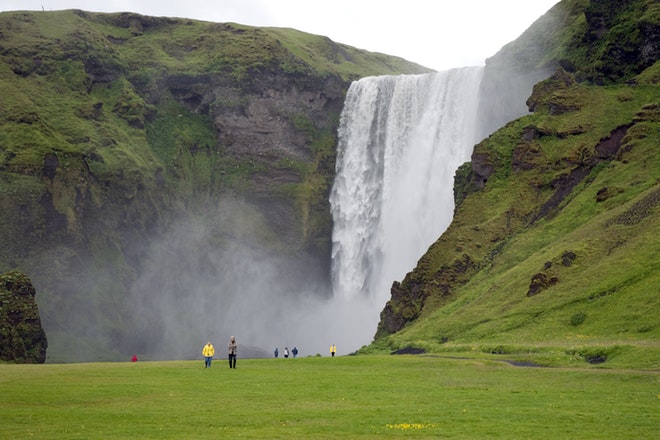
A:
<box><xmin>330</xmin><ymin>344</ymin><xmax>337</xmax><ymax>357</ymax></box>
<box><xmin>202</xmin><ymin>341</ymin><xmax>215</xmax><ymax>368</ymax></box>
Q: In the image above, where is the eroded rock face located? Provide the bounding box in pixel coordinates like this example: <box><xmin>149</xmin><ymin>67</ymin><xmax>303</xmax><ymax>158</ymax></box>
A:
<box><xmin>210</xmin><ymin>73</ymin><xmax>346</xmax><ymax>161</ymax></box>
<box><xmin>0</xmin><ymin>270</ymin><xmax>48</xmax><ymax>363</ymax></box>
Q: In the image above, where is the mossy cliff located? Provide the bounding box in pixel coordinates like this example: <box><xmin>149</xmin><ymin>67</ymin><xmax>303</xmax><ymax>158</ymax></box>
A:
<box><xmin>0</xmin><ymin>270</ymin><xmax>48</xmax><ymax>363</ymax></box>
<box><xmin>0</xmin><ymin>10</ymin><xmax>430</xmax><ymax>361</ymax></box>
<box><xmin>374</xmin><ymin>0</ymin><xmax>659</xmax><ymax>367</ymax></box>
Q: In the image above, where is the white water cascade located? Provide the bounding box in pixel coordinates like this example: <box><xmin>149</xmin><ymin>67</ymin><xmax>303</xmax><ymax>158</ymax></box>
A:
<box><xmin>330</xmin><ymin>67</ymin><xmax>484</xmax><ymax>308</ymax></box>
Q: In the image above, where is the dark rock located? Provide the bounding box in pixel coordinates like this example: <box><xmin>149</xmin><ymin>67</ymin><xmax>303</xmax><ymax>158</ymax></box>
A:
<box><xmin>594</xmin><ymin>124</ymin><xmax>631</xmax><ymax>159</ymax></box>
<box><xmin>585</xmin><ymin>354</ymin><xmax>607</xmax><ymax>364</ymax></box>
<box><xmin>596</xmin><ymin>187</ymin><xmax>611</xmax><ymax>202</ymax></box>
<box><xmin>0</xmin><ymin>270</ymin><xmax>48</xmax><ymax>363</ymax></box>
<box><xmin>561</xmin><ymin>251</ymin><xmax>577</xmax><ymax>266</ymax></box>
<box><xmin>527</xmin><ymin>273</ymin><xmax>548</xmax><ymax>297</ymax></box>
<box><xmin>471</xmin><ymin>152</ymin><xmax>495</xmax><ymax>187</ymax></box>
<box><xmin>43</xmin><ymin>153</ymin><xmax>59</xmax><ymax>180</ymax></box>
<box><xmin>527</xmin><ymin>272</ymin><xmax>559</xmax><ymax>297</ymax></box>
<box><xmin>512</xmin><ymin>143</ymin><xmax>541</xmax><ymax>171</ymax></box>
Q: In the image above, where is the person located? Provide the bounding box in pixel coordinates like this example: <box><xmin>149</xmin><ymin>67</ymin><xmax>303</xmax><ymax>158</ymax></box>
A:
<box><xmin>284</xmin><ymin>347</ymin><xmax>289</xmax><ymax>358</ymax></box>
<box><xmin>330</xmin><ymin>344</ymin><xmax>336</xmax><ymax>357</ymax></box>
<box><xmin>131</xmin><ymin>354</ymin><xmax>138</xmax><ymax>362</ymax></box>
<box><xmin>202</xmin><ymin>341</ymin><xmax>215</xmax><ymax>368</ymax></box>
<box><xmin>274</xmin><ymin>347</ymin><xmax>279</xmax><ymax>358</ymax></box>
<box><xmin>228</xmin><ymin>336</ymin><xmax>237</xmax><ymax>368</ymax></box>
<box><xmin>292</xmin><ymin>347</ymin><xmax>298</xmax><ymax>358</ymax></box>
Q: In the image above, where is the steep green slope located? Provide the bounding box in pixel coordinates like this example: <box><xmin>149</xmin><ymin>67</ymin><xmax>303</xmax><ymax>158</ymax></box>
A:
<box><xmin>0</xmin><ymin>10</ymin><xmax>430</xmax><ymax>361</ymax></box>
<box><xmin>372</xmin><ymin>0</ymin><xmax>659</xmax><ymax>368</ymax></box>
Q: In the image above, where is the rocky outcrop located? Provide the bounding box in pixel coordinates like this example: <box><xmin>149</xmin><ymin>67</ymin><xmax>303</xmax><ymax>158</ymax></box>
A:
<box><xmin>376</xmin><ymin>254</ymin><xmax>477</xmax><ymax>337</ymax></box>
<box><xmin>582</xmin><ymin>0</ymin><xmax>660</xmax><ymax>83</ymax></box>
<box><xmin>0</xmin><ymin>271</ymin><xmax>47</xmax><ymax>363</ymax></box>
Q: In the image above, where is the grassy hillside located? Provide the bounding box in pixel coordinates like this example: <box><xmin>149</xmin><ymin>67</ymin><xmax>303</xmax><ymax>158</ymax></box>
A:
<box><xmin>0</xmin><ymin>9</ymin><xmax>429</xmax><ymax>210</ymax></box>
<box><xmin>372</xmin><ymin>0</ymin><xmax>659</xmax><ymax>368</ymax></box>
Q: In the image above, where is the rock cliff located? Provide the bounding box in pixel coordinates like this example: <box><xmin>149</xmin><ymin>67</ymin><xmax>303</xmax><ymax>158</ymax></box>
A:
<box><xmin>0</xmin><ymin>270</ymin><xmax>48</xmax><ymax>363</ymax></box>
<box><xmin>0</xmin><ymin>10</ymin><xmax>430</xmax><ymax>361</ymax></box>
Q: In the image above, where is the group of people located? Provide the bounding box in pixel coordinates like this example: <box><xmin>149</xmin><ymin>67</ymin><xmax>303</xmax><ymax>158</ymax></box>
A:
<box><xmin>202</xmin><ymin>336</ymin><xmax>237</xmax><ymax>369</ymax></box>
<box><xmin>274</xmin><ymin>346</ymin><xmax>299</xmax><ymax>358</ymax></box>
<box><xmin>202</xmin><ymin>339</ymin><xmax>338</xmax><ymax>367</ymax></box>
<box><xmin>136</xmin><ymin>339</ymin><xmax>336</xmax><ymax>366</ymax></box>
<box><xmin>275</xmin><ymin>345</ymin><xmax>337</xmax><ymax>357</ymax></box>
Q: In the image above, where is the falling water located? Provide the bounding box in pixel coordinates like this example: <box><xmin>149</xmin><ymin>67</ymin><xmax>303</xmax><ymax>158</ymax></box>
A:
<box><xmin>330</xmin><ymin>67</ymin><xmax>484</xmax><ymax>303</ymax></box>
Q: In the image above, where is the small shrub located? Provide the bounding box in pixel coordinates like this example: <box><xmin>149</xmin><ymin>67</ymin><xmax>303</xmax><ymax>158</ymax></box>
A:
<box><xmin>487</xmin><ymin>345</ymin><xmax>509</xmax><ymax>355</ymax></box>
<box><xmin>570</xmin><ymin>312</ymin><xmax>587</xmax><ymax>326</ymax></box>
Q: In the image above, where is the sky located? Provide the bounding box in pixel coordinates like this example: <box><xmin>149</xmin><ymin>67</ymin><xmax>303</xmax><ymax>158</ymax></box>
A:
<box><xmin>1</xmin><ymin>0</ymin><xmax>560</xmax><ymax>71</ymax></box>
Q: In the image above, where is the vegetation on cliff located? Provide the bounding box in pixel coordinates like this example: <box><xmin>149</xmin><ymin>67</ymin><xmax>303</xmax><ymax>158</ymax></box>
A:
<box><xmin>372</xmin><ymin>0</ymin><xmax>659</xmax><ymax>368</ymax></box>
<box><xmin>0</xmin><ymin>9</ymin><xmax>429</xmax><ymax>361</ymax></box>
<box><xmin>0</xmin><ymin>270</ymin><xmax>47</xmax><ymax>363</ymax></box>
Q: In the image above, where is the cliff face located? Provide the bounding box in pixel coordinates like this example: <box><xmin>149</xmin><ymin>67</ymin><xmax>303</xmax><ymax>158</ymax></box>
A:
<box><xmin>0</xmin><ymin>10</ymin><xmax>430</xmax><ymax>361</ymax></box>
<box><xmin>0</xmin><ymin>270</ymin><xmax>48</xmax><ymax>363</ymax></box>
<box><xmin>374</xmin><ymin>0</ymin><xmax>659</xmax><ymax>356</ymax></box>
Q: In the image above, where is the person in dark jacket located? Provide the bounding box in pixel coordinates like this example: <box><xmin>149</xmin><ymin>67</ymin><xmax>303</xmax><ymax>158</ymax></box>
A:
<box><xmin>228</xmin><ymin>336</ymin><xmax>237</xmax><ymax>368</ymax></box>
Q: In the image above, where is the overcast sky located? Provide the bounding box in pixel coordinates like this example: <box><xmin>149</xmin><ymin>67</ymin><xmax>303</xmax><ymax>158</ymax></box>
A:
<box><xmin>1</xmin><ymin>0</ymin><xmax>559</xmax><ymax>71</ymax></box>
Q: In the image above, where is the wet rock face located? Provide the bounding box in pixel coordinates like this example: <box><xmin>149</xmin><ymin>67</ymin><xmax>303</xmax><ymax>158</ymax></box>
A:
<box><xmin>0</xmin><ymin>270</ymin><xmax>48</xmax><ymax>363</ymax></box>
<box><xmin>197</xmin><ymin>71</ymin><xmax>346</xmax><ymax>162</ymax></box>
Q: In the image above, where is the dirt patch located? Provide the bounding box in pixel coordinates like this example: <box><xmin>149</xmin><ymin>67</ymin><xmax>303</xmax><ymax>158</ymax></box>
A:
<box><xmin>391</xmin><ymin>346</ymin><xmax>426</xmax><ymax>355</ymax></box>
<box><xmin>502</xmin><ymin>360</ymin><xmax>543</xmax><ymax>367</ymax></box>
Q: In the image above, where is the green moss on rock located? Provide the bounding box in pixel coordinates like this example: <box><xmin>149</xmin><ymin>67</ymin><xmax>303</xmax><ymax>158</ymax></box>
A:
<box><xmin>0</xmin><ymin>270</ymin><xmax>47</xmax><ymax>363</ymax></box>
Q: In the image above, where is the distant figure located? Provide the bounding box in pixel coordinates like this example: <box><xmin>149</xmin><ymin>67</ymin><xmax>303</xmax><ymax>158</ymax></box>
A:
<box><xmin>131</xmin><ymin>354</ymin><xmax>138</xmax><ymax>362</ymax></box>
<box><xmin>202</xmin><ymin>341</ymin><xmax>215</xmax><ymax>368</ymax></box>
<box><xmin>274</xmin><ymin>347</ymin><xmax>279</xmax><ymax>358</ymax></box>
<box><xmin>228</xmin><ymin>336</ymin><xmax>237</xmax><ymax>368</ymax></box>
<box><xmin>284</xmin><ymin>347</ymin><xmax>289</xmax><ymax>358</ymax></box>
<box><xmin>292</xmin><ymin>347</ymin><xmax>298</xmax><ymax>358</ymax></box>
<box><xmin>330</xmin><ymin>344</ymin><xmax>336</xmax><ymax>357</ymax></box>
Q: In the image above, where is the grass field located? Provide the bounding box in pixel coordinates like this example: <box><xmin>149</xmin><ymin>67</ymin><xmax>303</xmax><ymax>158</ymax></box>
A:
<box><xmin>1</xmin><ymin>355</ymin><xmax>657</xmax><ymax>439</ymax></box>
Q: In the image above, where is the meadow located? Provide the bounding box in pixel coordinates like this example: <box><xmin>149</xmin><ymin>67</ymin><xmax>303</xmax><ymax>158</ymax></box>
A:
<box><xmin>1</xmin><ymin>355</ymin><xmax>657</xmax><ymax>439</ymax></box>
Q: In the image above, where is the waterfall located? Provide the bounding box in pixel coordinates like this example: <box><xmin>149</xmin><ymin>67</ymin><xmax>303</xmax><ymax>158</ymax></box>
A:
<box><xmin>330</xmin><ymin>67</ymin><xmax>484</xmax><ymax>302</ymax></box>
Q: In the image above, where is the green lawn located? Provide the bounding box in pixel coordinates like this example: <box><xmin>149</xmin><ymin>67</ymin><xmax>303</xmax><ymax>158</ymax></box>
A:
<box><xmin>1</xmin><ymin>355</ymin><xmax>657</xmax><ymax>439</ymax></box>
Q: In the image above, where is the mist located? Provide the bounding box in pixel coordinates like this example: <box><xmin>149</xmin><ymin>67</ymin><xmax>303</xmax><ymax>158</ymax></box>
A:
<box><xmin>116</xmin><ymin>198</ymin><xmax>374</xmax><ymax>360</ymax></box>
